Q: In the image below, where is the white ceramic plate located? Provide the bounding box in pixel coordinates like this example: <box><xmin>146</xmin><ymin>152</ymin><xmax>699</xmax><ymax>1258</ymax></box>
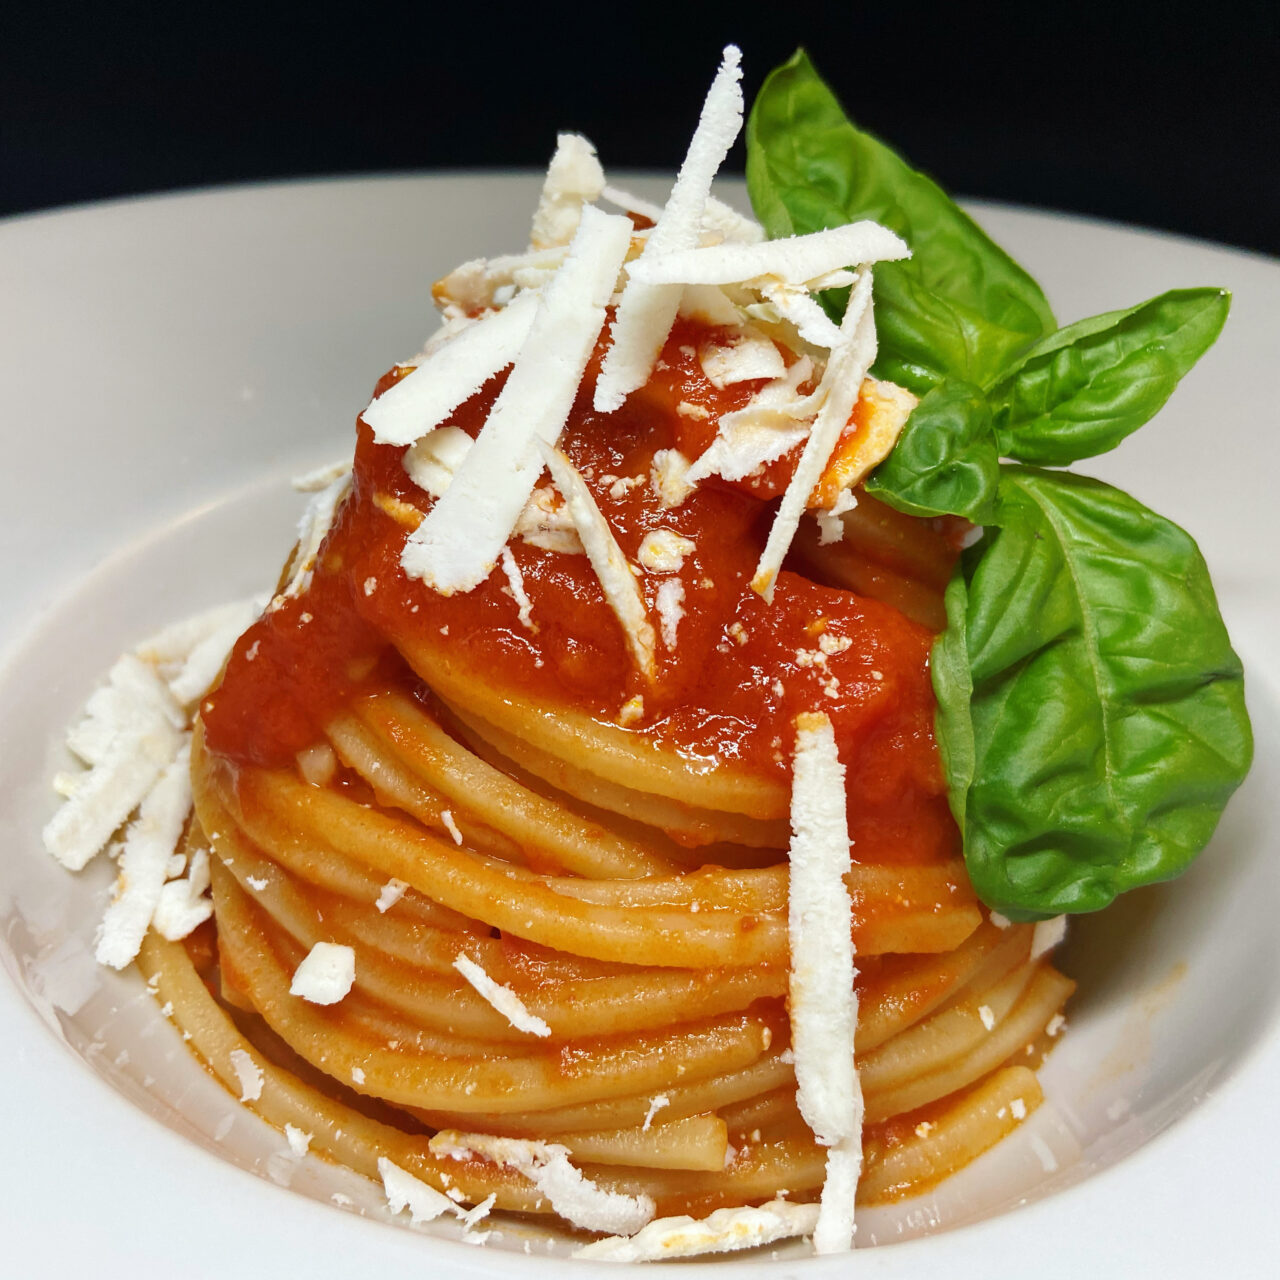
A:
<box><xmin>0</xmin><ymin>177</ymin><xmax>1276</xmax><ymax>1277</ymax></box>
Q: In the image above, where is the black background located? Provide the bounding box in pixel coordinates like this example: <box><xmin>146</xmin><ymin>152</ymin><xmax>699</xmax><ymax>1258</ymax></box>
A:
<box><xmin>2</xmin><ymin>1</ymin><xmax>1276</xmax><ymax>254</ymax></box>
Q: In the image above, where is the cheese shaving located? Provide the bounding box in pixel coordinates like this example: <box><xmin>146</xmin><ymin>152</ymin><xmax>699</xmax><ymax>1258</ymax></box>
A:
<box><xmin>152</xmin><ymin>845</ymin><xmax>214</xmax><ymax>941</ymax></box>
<box><xmin>677</xmin><ymin>283</ymin><xmax>744</xmax><ymax>326</ymax></box>
<box><xmin>285</xmin><ymin>1124</ymin><xmax>312</xmax><ymax>1156</ymax></box>
<box><xmin>44</xmin><ymin>656</ymin><xmax>185</xmax><ymax>871</ymax></box>
<box><xmin>1031</xmin><ymin>915</ymin><xmax>1068</xmax><ymax>959</ymax></box>
<box><xmin>364</xmin><ymin>293</ymin><xmax>539</xmax><ymax>448</ymax></box>
<box><xmin>753</xmin><ymin>269</ymin><xmax>877</xmax><ymax>601</ymax></box>
<box><xmin>402</xmin><ymin>205</ymin><xmax>632</xmax><ymax>594</ymax></box>
<box><xmin>135</xmin><ymin>597</ymin><xmax>262</xmax><ymax>671</ymax></box>
<box><xmin>430</xmin><ymin>1131</ymin><xmax>654</xmax><ymax>1236</ymax></box>
<box><xmin>642</xmin><ymin>1094</ymin><xmax>671</xmax><ymax>1132</ymax></box>
<box><xmin>289</xmin><ymin>941</ymin><xmax>356</xmax><ymax>1005</ymax></box>
<box><xmin>594</xmin><ymin>46</ymin><xmax>744</xmax><ymax>411</ymax></box>
<box><xmin>379</xmin><ymin>1158</ymin><xmax>457</xmax><ymax>1225</ymax></box>
<box><xmin>454</xmin><ymin>952</ymin><xmax>551</xmax><ymax>1038</ymax></box>
<box><xmin>228</xmin><ymin>1048</ymin><xmax>264</xmax><ymax>1102</ymax></box>
<box><xmin>539</xmin><ymin>444</ymin><xmax>656</xmax><ymax>679</ymax></box>
<box><xmin>655</xmin><ymin>580</ymin><xmax>685</xmax><ymax>651</ymax></box>
<box><xmin>700</xmin><ymin>196</ymin><xmax>765</xmax><ymax>246</ymax></box>
<box><xmin>698</xmin><ymin>329</ymin><xmax>787</xmax><ymax>388</ymax></box>
<box><xmin>812</xmin><ymin>377</ymin><xmax>917</xmax><ymax>507</ymax></box>
<box><xmin>530</xmin><ymin>133</ymin><xmax>606</xmax><ymax>250</ymax></box>
<box><xmin>291</xmin><ymin>459</ymin><xmax>350</xmax><ymax>492</ymax></box>
<box><xmin>816</xmin><ymin>488</ymin><xmax>858</xmax><ymax>546</ymax></box>
<box><xmin>649</xmin><ymin>448</ymin><xmax>694</xmax><ymax>508</ymax></box>
<box><xmin>788</xmin><ymin>712</ymin><xmax>861</xmax><ymax>1254</ymax></box>
<box><xmin>433</xmin><ymin>248</ymin><xmax>568</xmax><ymax>317</ymax></box>
<box><xmin>499</xmin><ymin>546</ymin><xmax>536</xmax><ymax>630</ymax></box>
<box><xmin>627</xmin><ymin>221</ymin><xmax>909</xmax><ymax>288</ymax></box>
<box><xmin>513</xmin><ymin>484</ymin><xmax>584</xmax><ymax>554</ymax></box>
<box><xmin>376</xmin><ymin>878</ymin><xmax>408</xmax><ymax>913</ymax></box>
<box><xmin>402</xmin><ymin>426</ymin><xmax>474</xmax><ymax>498</ymax></box>
<box><xmin>280</xmin><ymin>472</ymin><xmax>351</xmax><ymax>601</ymax></box>
<box><xmin>637</xmin><ymin>529</ymin><xmax>694</xmax><ymax>573</ymax></box>
<box><xmin>164</xmin><ymin>600</ymin><xmax>260</xmax><ymax>708</ymax></box>
<box><xmin>756</xmin><ymin>279</ymin><xmax>844</xmax><ymax>348</ymax></box>
<box><xmin>600</xmin><ymin>184</ymin><xmax>666</xmax><ymax>224</ymax></box>
<box><xmin>573</xmin><ymin>1200</ymin><xmax>819</xmax><ymax>1261</ymax></box>
<box><xmin>684</xmin><ymin>356</ymin><xmax>816</xmax><ymax>488</ymax></box>
<box><xmin>95</xmin><ymin>738</ymin><xmax>193</xmax><ymax>969</ymax></box>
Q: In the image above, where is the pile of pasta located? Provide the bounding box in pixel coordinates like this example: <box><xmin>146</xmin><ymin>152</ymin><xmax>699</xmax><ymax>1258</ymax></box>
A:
<box><xmin>134</xmin><ymin>489</ymin><xmax>1072</xmax><ymax>1233</ymax></box>
<box><xmin>65</xmin><ymin>44</ymin><xmax>1081</xmax><ymax>1257</ymax></box>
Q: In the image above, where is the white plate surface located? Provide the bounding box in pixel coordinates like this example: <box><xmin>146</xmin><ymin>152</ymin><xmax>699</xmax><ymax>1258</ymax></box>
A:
<box><xmin>0</xmin><ymin>176</ymin><xmax>1276</xmax><ymax>1276</ymax></box>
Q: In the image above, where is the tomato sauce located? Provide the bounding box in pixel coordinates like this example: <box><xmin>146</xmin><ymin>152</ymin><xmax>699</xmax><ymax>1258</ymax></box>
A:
<box><xmin>202</xmin><ymin>318</ymin><xmax>957</xmax><ymax>866</ymax></box>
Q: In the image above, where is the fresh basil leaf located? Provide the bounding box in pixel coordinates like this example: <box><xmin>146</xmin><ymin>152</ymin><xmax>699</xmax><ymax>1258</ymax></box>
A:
<box><xmin>746</xmin><ymin>50</ymin><xmax>1055</xmax><ymax>393</ymax></box>
<box><xmin>935</xmin><ymin>466</ymin><xmax>1252</xmax><ymax>919</ymax></box>
<box><xmin>988</xmin><ymin>288</ymin><xmax>1231</xmax><ymax>465</ymax></box>
<box><xmin>870</xmin><ymin>269</ymin><xmax>1049</xmax><ymax>395</ymax></box>
<box><xmin>866</xmin><ymin>380</ymin><xmax>1000</xmax><ymax>523</ymax></box>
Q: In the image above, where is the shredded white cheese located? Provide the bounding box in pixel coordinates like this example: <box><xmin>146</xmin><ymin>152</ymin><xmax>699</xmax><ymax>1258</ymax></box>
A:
<box><xmin>379</xmin><ymin>1157</ymin><xmax>457</xmax><ymax>1225</ymax></box>
<box><xmin>641</xmin><ymin>1094</ymin><xmax>670</xmax><ymax>1132</ymax></box>
<box><xmin>574</xmin><ymin>1200</ymin><xmax>819</xmax><ymax>1261</ymax></box>
<box><xmin>540</xmin><ymin>444</ymin><xmax>656</xmax><ymax>679</ymax></box>
<box><xmin>289</xmin><ymin>461</ymin><xmax>347</xmax><ymax>494</ymax></box>
<box><xmin>289</xmin><ymin>941</ymin><xmax>356</xmax><ymax>1005</ymax></box>
<box><xmin>402</xmin><ymin>426</ymin><xmax>474</xmax><ymax>498</ymax></box>
<box><xmin>285</xmin><ymin>1124</ymin><xmax>312</xmax><ymax>1157</ymax></box>
<box><xmin>678</xmin><ymin>283</ymin><xmax>744</xmax><ymax>326</ymax></box>
<box><xmin>430</xmin><ymin>1131</ymin><xmax>654</xmax><ymax>1236</ymax></box>
<box><xmin>138</xmin><ymin>596</ymin><xmax>261</xmax><ymax>708</ymax></box>
<box><xmin>599</xmin><ymin>184</ymin><xmax>666</xmax><ymax>223</ymax></box>
<box><xmin>44</xmin><ymin>656</ymin><xmax>185</xmax><ymax>871</ymax></box>
<box><xmin>453</xmin><ymin>953</ymin><xmax>551</xmax><ymax>1038</ymax></box>
<box><xmin>375</xmin><ymin>878</ymin><xmax>408</xmax><ymax>913</ymax></box>
<box><xmin>228</xmin><ymin>1048</ymin><xmax>264</xmax><ymax>1103</ymax></box>
<box><xmin>513</xmin><ymin>483</ymin><xmax>585</xmax><ymax>554</ymax></box>
<box><xmin>152</xmin><ymin>844</ymin><xmax>214</xmax><ymax>941</ymax></box>
<box><xmin>499</xmin><ymin>545</ymin><xmax>536</xmax><ymax>630</ymax></box>
<box><xmin>753</xmin><ymin>269</ymin><xmax>877</xmax><ymax>601</ymax></box>
<box><xmin>649</xmin><ymin>448</ymin><xmax>694</xmax><ymax>508</ymax></box>
<box><xmin>530</xmin><ymin>133</ymin><xmax>607</xmax><ymax>250</ymax></box>
<box><xmin>94</xmin><ymin>739</ymin><xmax>193</xmax><ymax>968</ymax></box>
<box><xmin>363</xmin><ymin>293</ymin><xmax>539</xmax><ymax>448</ymax></box>
<box><xmin>755</xmin><ymin>279</ymin><xmax>845</xmax><ymax>348</ymax></box>
<box><xmin>628</xmin><ymin>221</ymin><xmax>909</xmax><ymax>288</ymax></box>
<box><xmin>637</xmin><ymin>529</ymin><xmax>695</xmax><ymax>573</ymax></box>
<box><xmin>439</xmin><ymin>808</ymin><xmax>464</xmax><ymax>846</ymax></box>
<box><xmin>1031</xmin><ymin>915</ymin><xmax>1068</xmax><ymax>959</ymax></box>
<box><xmin>816</xmin><ymin>488</ymin><xmax>858</xmax><ymax>546</ymax></box>
<box><xmin>683</xmin><ymin>356</ymin><xmax>816</xmax><ymax>490</ymax></box>
<box><xmin>594</xmin><ymin>45</ymin><xmax>744</xmax><ymax>411</ymax></box>
<box><xmin>698</xmin><ymin>329</ymin><xmax>787</xmax><ymax>388</ymax></box>
<box><xmin>655</xmin><ymin>579</ymin><xmax>685</xmax><ymax>651</ymax></box>
<box><xmin>788</xmin><ymin>711</ymin><xmax>861</xmax><ymax>1254</ymax></box>
<box><xmin>402</xmin><ymin>205</ymin><xmax>632</xmax><ymax>594</ymax></box>
<box><xmin>278</xmin><ymin>472</ymin><xmax>351</xmax><ymax>602</ymax></box>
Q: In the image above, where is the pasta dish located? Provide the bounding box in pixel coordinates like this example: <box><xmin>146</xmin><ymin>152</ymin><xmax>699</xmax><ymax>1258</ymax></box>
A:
<box><xmin>40</xmin><ymin>45</ymin><xmax>1249</xmax><ymax>1261</ymax></box>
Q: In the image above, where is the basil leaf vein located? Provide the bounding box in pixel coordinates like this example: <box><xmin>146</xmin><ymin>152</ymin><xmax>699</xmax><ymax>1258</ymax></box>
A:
<box><xmin>937</xmin><ymin>467</ymin><xmax>1253</xmax><ymax>919</ymax></box>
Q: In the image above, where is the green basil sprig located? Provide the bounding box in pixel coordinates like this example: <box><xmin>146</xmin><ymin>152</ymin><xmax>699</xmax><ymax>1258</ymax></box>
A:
<box><xmin>747</xmin><ymin>51</ymin><xmax>1253</xmax><ymax>919</ymax></box>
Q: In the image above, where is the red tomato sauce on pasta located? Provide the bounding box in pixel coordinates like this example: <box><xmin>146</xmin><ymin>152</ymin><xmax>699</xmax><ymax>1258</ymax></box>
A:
<box><xmin>202</xmin><ymin>319</ymin><xmax>957</xmax><ymax>867</ymax></box>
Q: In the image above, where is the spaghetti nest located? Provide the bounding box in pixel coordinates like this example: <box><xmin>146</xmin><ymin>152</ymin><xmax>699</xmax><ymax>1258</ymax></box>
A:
<box><xmin>142</xmin><ymin>402</ymin><xmax>1073</xmax><ymax>1228</ymax></box>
